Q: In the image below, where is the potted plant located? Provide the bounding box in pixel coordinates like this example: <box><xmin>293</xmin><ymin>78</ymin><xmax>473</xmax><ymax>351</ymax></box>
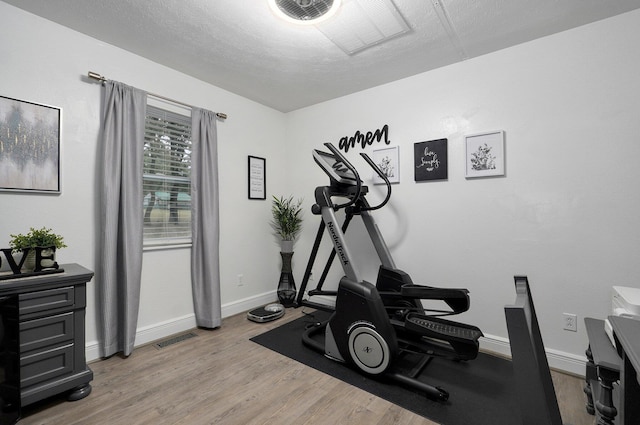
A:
<box><xmin>271</xmin><ymin>195</ymin><xmax>303</xmax><ymax>253</ymax></box>
<box><xmin>9</xmin><ymin>227</ymin><xmax>67</xmax><ymax>271</ymax></box>
<box><xmin>270</xmin><ymin>196</ymin><xmax>303</xmax><ymax>307</ymax></box>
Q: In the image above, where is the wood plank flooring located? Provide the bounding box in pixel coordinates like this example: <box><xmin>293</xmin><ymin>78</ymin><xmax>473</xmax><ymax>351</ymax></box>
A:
<box><xmin>19</xmin><ymin>308</ymin><xmax>595</xmax><ymax>425</ymax></box>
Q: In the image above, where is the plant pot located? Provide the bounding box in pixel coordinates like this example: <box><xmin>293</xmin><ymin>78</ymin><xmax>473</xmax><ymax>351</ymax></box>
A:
<box><xmin>280</xmin><ymin>240</ymin><xmax>294</xmax><ymax>253</ymax></box>
<box><xmin>23</xmin><ymin>247</ymin><xmax>56</xmax><ymax>272</ymax></box>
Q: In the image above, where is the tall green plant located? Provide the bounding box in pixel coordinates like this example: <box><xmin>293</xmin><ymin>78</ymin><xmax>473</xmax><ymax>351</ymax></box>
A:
<box><xmin>271</xmin><ymin>196</ymin><xmax>303</xmax><ymax>241</ymax></box>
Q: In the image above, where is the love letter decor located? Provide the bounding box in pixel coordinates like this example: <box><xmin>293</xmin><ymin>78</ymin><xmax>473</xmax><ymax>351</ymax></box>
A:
<box><xmin>414</xmin><ymin>138</ymin><xmax>448</xmax><ymax>182</ymax></box>
<box><xmin>0</xmin><ymin>247</ymin><xmax>63</xmax><ymax>280</ymax></box>
<box><xmin>338</xmin><ymin>124</ymin><xmax>391</xmax><ymax>153</ymax></box>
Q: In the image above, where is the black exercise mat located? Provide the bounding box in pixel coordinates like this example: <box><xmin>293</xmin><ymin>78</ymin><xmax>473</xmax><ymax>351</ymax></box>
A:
<box><xmin>250</xmin><ymin>311</ymin><xmax>522</xmax><ymax>425</ymax></box>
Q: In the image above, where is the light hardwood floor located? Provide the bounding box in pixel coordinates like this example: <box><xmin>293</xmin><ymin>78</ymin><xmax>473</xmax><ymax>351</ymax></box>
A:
<box><xmin>20</xmin><ymin>308</ymin><xmax>595</xmax><ymax>425</ymax></box>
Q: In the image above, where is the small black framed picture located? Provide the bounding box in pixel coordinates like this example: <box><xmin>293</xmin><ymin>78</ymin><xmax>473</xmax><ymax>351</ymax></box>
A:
<box><xmin>414</xmin><ymin>138</ymin><xmax>447</xmax><ymax>182</ymax></box>
<box><xmin>248</xmin><ymin>155</ymin><xmax>266</xmax><ymax>200</ymax></box>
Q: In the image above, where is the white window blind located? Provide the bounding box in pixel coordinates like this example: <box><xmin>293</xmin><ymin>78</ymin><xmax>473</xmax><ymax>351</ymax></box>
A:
<box><xmin>143</xmin><ymin>105</ymin><xmax>192</xmax><ymax>246</ymax></box>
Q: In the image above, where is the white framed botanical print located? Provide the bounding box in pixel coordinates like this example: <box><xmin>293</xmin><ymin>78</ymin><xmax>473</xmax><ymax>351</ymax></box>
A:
<box><xmin>465</xmin><ymin>130</ymin><xmax>505</xmax><ymax>178</ymax></box>
<box><xmin>372</xmin><ymin>145</ymin><xmax>400</xmax><ymax>184</ymax></box>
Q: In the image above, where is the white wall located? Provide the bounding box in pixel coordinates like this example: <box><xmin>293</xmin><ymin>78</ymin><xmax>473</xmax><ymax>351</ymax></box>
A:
<box><xmin>0</xmin><ymin>2</ymin><xmax>286</xmax><ymax>360</ymax></box>
<box><xmin>2</xmin><ymin>2</ymin><xmax>639</xmax><ymax>375</ymax></box>
<box><xmin>286</xmin><ymin>10</ymin><xmax>640</xmax><ymax>374</ymax></box>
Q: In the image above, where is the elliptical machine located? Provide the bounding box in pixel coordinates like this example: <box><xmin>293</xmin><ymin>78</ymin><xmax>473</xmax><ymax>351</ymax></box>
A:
<box><xmin>298</xmin><ymin>143</ymin><xmax>483</xmax><ymax>401</ymax></box>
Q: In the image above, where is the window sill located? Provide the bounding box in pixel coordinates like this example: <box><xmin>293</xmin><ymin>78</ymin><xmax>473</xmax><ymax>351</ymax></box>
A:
<box><xmin>143</xmin><ymin>242</ymin><xmax>192</xmax><ymax>252</ymax></box>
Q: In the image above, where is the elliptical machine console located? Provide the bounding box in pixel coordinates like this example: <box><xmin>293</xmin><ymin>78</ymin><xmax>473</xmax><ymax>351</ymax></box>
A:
<box><xmin>312</xmin><ymin>149</ymin><xmax>359</xmax><ymax>185</ymax></box>
<box><xmin>299</xmin><ymin>143</ymin><xmax>483</xmax><ymax>401</ymax></box>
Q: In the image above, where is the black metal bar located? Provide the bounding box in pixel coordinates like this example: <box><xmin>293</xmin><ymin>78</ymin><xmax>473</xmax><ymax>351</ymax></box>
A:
<box><xmin>295</xmin><ymin>220</ymin><xmax>326</xmax><ymax>307</ymax></box>
<box><xmin>316</xmin><ymin>211</ymin><xmax>354</xmax><ymax>291</ymax></box>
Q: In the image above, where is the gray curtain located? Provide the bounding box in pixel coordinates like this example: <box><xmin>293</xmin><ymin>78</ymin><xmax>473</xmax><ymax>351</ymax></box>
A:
<box><xmin>98</xmin><ymin>81</ymin><xmax>146</xmax><ymax>357</ymax></box>
<box><xmin>191</xmin><ymin>108</ymin><xmax>221</xmax><ymax>328</ymax></box>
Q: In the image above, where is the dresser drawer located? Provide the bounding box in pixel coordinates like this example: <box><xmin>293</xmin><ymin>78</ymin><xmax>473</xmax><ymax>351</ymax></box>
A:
<box><xmin>21</xmin><ymin>343</ymin><xmax>74</xmax><ymax>389</ymax></box>
<box><xmin>20</xmin><ymin>312</ymin><xmax>74</xmax><ymax>353</ymax></box>
<box><xmin>18</xmin><ymin>287</ymin><xmax>75</xmax><ymax>316</ymax></box>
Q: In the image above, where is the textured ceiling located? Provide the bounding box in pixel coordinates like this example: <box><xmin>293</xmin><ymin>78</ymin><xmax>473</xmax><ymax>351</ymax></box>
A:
<box><xmin>4</xmin><ymin>0</ymin><xmax>640</xmax><ymax>112</ymax></box>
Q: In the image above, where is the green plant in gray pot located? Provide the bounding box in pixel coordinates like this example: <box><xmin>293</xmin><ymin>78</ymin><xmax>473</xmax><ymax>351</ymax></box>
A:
<box><xmin>271</xmin><ymin>195</ymin><xmax>303</xmax><ymax>252</ymax></box>
<box><xmin>9</xmin><ymin>227</ymin><xmax>67</xmax><ymax>271</ymax></box>
<box><xmin>271</xmin><ymin>196</ymin><xmax>303</xmax><ymax>307</ymax></box>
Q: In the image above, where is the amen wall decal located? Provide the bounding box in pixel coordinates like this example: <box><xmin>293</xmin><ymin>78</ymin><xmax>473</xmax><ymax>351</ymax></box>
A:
<box><xmin>338</xmin><ymin>124</ymin><xmax>391</xmax><ymax>153</ymax></box>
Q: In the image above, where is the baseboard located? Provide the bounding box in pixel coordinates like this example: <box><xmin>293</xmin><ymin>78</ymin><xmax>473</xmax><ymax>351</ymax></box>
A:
<box><xmin>86</xmin><ymin>290</ymin><xmax>277</xmax><ymax>362</ymax></box>
<box><xmin>480</xmin><ymin>333</ymin><xmax>587</xmax><ymax>377</ymax></box>
<box><xmin>85</xmin><ymin>313</ymin><xmax>198</xmax><ymax>362</ymax></box>
<box><xmin>221</xmin><ymin>290</ymin><xmax>278</xmax><ymax>318</ymax></box>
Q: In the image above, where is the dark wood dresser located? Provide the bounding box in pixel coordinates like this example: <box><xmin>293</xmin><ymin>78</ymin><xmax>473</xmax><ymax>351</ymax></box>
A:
<box><xmin>0</xmin><ymin>264</ymin><xmax>93</xmax><ymax>424</ymax></box>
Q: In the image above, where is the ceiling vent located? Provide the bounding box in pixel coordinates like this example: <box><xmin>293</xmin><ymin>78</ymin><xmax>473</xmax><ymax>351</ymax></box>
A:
<box><xmin>315</xmin><ymin>0</ymin><xmax>410</xmax><ymax>55</ymax></box>
<box><xmin>269</xmin><ymin>0</ymin><xmax>341</xmax><ymax>25</ymax></box>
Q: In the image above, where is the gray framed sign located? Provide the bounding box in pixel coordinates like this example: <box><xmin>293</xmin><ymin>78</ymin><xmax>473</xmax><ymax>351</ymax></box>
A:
<box><xmin>0</xmin><ymin>95</ymin><xmax>61</xmax><ymax>193</ymax></box>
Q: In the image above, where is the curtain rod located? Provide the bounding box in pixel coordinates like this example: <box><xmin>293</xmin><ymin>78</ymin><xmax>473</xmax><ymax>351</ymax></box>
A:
<box><xmin>87</xmin><ymin>71</ymin><xmax>227</xmax><ymax>120</ymax></box>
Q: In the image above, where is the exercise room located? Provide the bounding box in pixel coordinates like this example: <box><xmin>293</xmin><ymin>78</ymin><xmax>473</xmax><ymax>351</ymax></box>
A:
<box><xmin>1</xmin><ymin>1</ymin><xmax>639</xmax><ymax>424</ymax></box>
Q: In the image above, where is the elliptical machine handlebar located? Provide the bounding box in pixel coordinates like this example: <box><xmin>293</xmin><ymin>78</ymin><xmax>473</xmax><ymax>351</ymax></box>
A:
<box><xmin>323</xmin><ymin>142</ymin><xmax>363</xmax><ymax>210</ymax></box>
<box><xmin>359</xmin><ymin>152</ymin><xmax>392</xmax><ymax>211</ymax></box>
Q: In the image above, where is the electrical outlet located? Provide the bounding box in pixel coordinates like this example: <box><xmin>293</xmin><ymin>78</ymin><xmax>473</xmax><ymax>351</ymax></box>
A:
<box><xmin>237</xmin><ymin>274</ymin><xmax>244</xmax><ymax>286</ymax></box>
<box><xmin>563</xmin><ymin>313</ymin><xmax>577</xmax><ymax>332</ymax></box>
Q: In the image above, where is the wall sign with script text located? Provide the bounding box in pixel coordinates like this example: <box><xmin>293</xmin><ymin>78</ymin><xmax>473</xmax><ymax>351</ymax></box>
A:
<box><xmin>338</xmin><ymin>124</ymin><xmax>391</xmax><ymax>153</ymax></box>
<box><xmin>414</xmin><ymin>138</ymin><xmax>448</xmax><ymax>182</ymax></box>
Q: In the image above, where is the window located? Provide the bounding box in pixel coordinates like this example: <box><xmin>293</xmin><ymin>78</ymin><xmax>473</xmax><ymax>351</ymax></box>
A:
<box><xmin>143</xmin><ymin>105</ymin><xmax>192</xmax><ymax>246</ymax></box>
